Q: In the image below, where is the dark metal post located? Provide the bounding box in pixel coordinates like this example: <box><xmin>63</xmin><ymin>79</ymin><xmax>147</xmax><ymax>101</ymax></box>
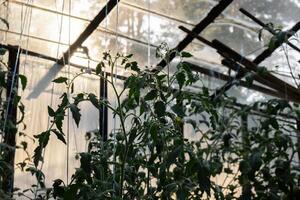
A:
<box><xmin>296</xmin><ymin>120</ymin><xmax>300</xmax><ymax>164</ymax></box>
<box><xmin>99</xmin><ymin>72</ymin><xmax>108</xmax><ymax>141</ymax></box>
<box><xmin>2</xmin><ymin>47</ymin><xmax>19</xmax><ymax>194</ymax></box>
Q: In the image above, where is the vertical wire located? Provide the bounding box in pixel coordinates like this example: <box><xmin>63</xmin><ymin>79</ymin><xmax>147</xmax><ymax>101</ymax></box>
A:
<box><xmin>40</xmin><ymin>0</ymin><xmax>65</xmax><ymax>180</ymax></box>
<box><xmin>19</xmin><ymin>1</ymin><xmax>33</xmax><ymax>175</ymax></box>
<box><xmin>13</xmin><ymin>0</ymin><xmax>33</xmax><ymax>189</ymax></box>
<box><xmin>21</xmin><ymin>0</ymin><xmax>33</xmax><ymax>75</ymax></box>
<box><xmin>1</xmin><ymin>0</ymin><xmax>30</xmax><ymax>142</ymax></box>
<box><xmin>146</xmin><ymin>0</ymin><xmax>151</xmax><ymax>192</ymax></box>
<box><xmin>112</xmin><ymin>0</ymin><xmax>119</xmax><ymax>195</ymax></box>
<box><xmin>33</xmin><ymin>1</ymin><xmax>65</xmax><ymax>196</ymax></box>
<box><xmin>66</xmin><ymin>0</ymin><xmax>72</xmax><ymax>185</ymax></box>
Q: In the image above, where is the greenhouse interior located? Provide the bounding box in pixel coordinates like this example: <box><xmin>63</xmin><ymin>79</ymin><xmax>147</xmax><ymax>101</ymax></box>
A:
<box><xmin>0</xmin><ymin>0</ymin><xmax>300</xmax><ymax>199</ymax></box>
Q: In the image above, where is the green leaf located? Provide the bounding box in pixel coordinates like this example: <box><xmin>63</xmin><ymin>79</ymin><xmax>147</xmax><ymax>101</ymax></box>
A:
<box><xmin>176</xmin><ymin>71</ymin><xmax>185</xmax><ymax>89</ymax></box>
<box><xmin>52</xmin><ymin>77</ymin><xmax>68</xmax><ymax>84</ymax></box>
<box><xmin>18</xmin><ymin>74</ymin><xmax>27</xmax><ymax>90</ymax></box>
<box><xmin>154</xmin><ymin>101</ymin><xmax>166</xmax><ymax>117</ymax></box>
<box><xmin>60</xmin><ymin>93</ymin><xmax>69</xmax><ymax>108</ymax></box>
<box><xmin>34</xmin><ymin>131</ymin><xmax>51</xmax><ymax>148</ymax></box>
<box><xmin>80</xmin><ymin>153</ymin><xmax>92</xmax><ymax>173</ymax></box>
<box><xmin>181</xmin><ymin>51</ymin><xmax>193</xmax><ymax>58</ymax></box>
<box><xmin>269</xmin><ymin>117</ymin><xmax>279</xmax><ymax>130</ymax></box>
<box><xmin>13</xmin><ymin>95</ymin><xmax>21</xmax><ymax>107</ymax></box>
<box><xmin>70</xmin><ymin>103</ymin><xmax>81</xmax><ymax>127</ymax></box>
<box><xmin>70</xmin><ymin>82</ymin><xmax>74</xmax><ymax>94</ymax></box>
<box><xmin>20</xmin><ymin>141</ymin><xmax>27</xmax><ymax>150</ymax></box>
<box><xmin>171</xmin><ymin>103</ymin><xmax>185</xmax><ymax>117</ymax></box>
<box><xmin>149</xmin><ymin>123</ymin><xmax>158</xmax><ymax>142</ymax></box>
<box><xmin>166</xmin><ymin>146</ymin><xmax>181</xmax><ymax>167</ymax></box>
<box><xmin>130</xmin><ymin>61</ymin><xmax>140</xmax><ymax>72</ymax></box>
<box><xmin>47</xmin><ymin>106</ymin><xmax>55</xmax><ymax>117</ymax></box>
<box><xmin>239</xmin><ymin>160</ymin><xmax>251</xmax><ymax>174</ymax></box>
<box><xmin>51</xmin><ymin>129</ymin><xmax>66</xmax><ymax>144</ymax></box>
<box><xmin>249</xmin><ymin>152</ymin><xmax>262</xmax><ymax>171</ymax></box>
<box><xmin>96</xmin><ymin>61</ymin><xmax>104</xmax><ymax>75</ymax></box>
<box><xmin>126</xmin><ymin>54</ymin><xmax>133</xmax><ymax>58</ymax></box>
<box><xmin>125</xmin><ymin>61</ymin><xmax>140</xmax><ymax>72</ymax></box>
<box><xmin>33</xmin><ymin>131</ymin><xmax>51</xmax><ymax>166</ymax></box>
<box><xmin>0</xmin><ymin>47</ymin><xmax>7</xmax><ymax>55</ymax></box>
<box><xmin>89</xmin><ymin>93</ymin><xmax>99</xmax><ymax>108</ymax></box>
<box><xmin>0</xmin><ymin>71</ymin><xmax>6</xmax><ymax>87</ymax></box>
<box><xmin>144</xmin><ymin>90</ymin><xmax>157</xmax><ymax>101</ymax></box>
<box><xmin>197</xmin><ymin>161</ymin><xmax>211</xmax><ymax>196</ymax></box>
<box><xmin>55</xmin><ymin>114</ymin><xmax>64</xmax><ymax>133</ymax></box>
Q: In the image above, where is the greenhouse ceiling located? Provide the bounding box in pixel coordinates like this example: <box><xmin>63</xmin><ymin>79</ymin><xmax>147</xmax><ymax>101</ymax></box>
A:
<box><xmin>0</xmin><ymin>0</ymin><xmax>300</xmax><ymax>103</ymax></box>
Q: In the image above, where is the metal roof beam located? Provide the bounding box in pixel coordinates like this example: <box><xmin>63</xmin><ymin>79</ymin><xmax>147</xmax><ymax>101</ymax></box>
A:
<box><xmin>153</xmin><ymin>0</ymin><xmax>233</xmax><ymax>71</ymax></box>
<box><xmin>57</xmin><ymin>0</ymin><xmax>120</xmax><ymax>65</ymax></box>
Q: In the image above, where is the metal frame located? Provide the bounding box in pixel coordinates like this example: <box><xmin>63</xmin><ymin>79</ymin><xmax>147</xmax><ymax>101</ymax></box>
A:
<box><xmin>57</xmin><ymin>0</ymin><xmax>120</xmax><ymax>65</ymax></box>
<box><xmin>1</xmin><ymin>47</ymin><xmax>19</xmax><ymax>194</ymax></box>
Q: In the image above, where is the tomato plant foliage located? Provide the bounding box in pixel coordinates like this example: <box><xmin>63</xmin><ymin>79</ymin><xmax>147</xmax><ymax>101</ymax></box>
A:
<box><xmin>1</xmin><ymin>47</ymin><xmax>300</xmax><ymax>199</ymax></box>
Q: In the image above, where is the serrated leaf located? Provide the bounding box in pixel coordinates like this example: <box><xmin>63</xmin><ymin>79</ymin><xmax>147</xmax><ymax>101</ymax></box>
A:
<box><xmin>55</xmin><ymin>115</ymin><xmax>64</xmax><ymax>133</ymax></box>
<box><xmin>47</xmin><ymin>106</ymin><xmax>55</xmax><ymax>117</ymax></box>
<box><xmin>18</xmin><ymin>74</ymin><xmax>27</xmax><ymax>90</ymax></box>
<box><xmin>33</xmin><ymin>131</ymin><xmax>50</xmax><ymax>166</ymax></box>
<box><xmin>60</xmin><ymin>93</ymin><xmax>69</xmax><ymax>108</ymax></box>
<box><xmin>52</xmin><ymin>77</ymin><xmax>68</xmax><ymax>84</ymax></box>
<box><xmin>70</xmin><ymin>103</ymin><xmax>81</xmax><ymax>127</ymax></box>
<box><xmin>51</xmin><ymin>129</ymin><xmax>66</xmax><ymax>144</ymax></box>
